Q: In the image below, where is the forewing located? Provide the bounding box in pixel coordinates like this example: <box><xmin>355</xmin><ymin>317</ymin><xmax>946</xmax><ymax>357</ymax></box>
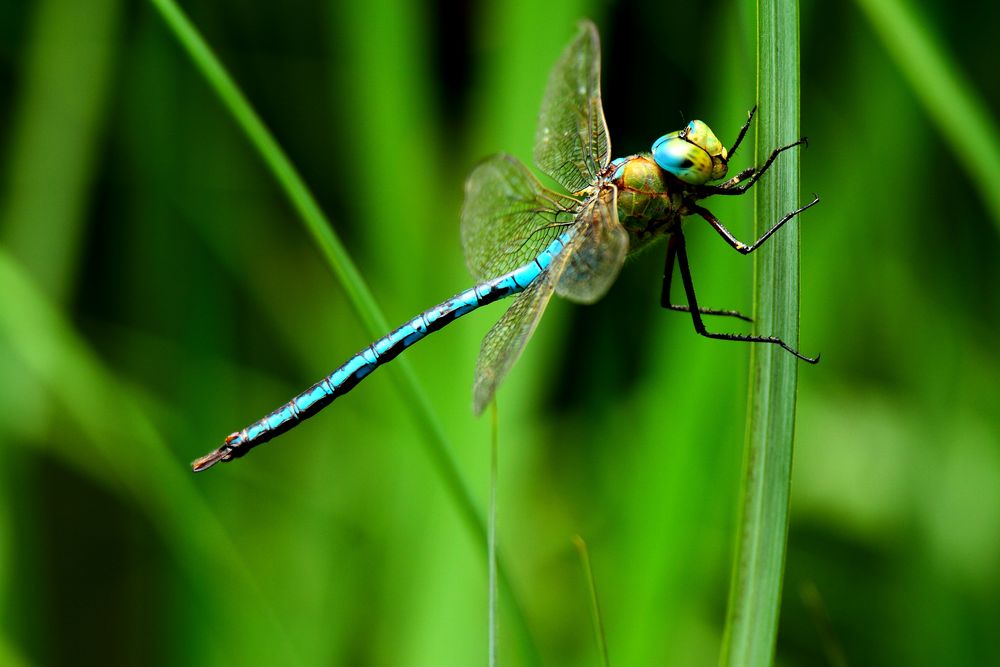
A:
<box><xmin>472</xmin><ymin>228</ymin><xmax>582</xmax><ymax>415</ymax></box>
<box><xmin>533</xmin><ymin>20</ymin><xmax>611</xmax><ymax>193</ymax></box>
<box><xmin>461</xmin><ymin>154</ymin><xmax>578</xmax><ymax>281</ymax></box>
<box><xmin>555</xmin><ymin>186</ymin><xmax>628</xmax><ymax>304</ymax></box>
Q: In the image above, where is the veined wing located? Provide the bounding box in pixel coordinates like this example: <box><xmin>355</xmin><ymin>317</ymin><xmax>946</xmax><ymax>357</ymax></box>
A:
<box><xmin>555</xmin><ymin>185</ymin><xmax>627</xmax><ymax>304</ymax></box>
<box><xmin>533</xmin><ymin>20</ymin><xmax>610</xmax><ymax>194</ymax></box>
<box><xmin>472</xmin><ymin>225</ymin><xmax>583</xmax><ymax>415</ymax></box>
<box><xmin>461</xmin><ymin>154</ymin><xmax>579</xmax><ymax>281</ymax></box>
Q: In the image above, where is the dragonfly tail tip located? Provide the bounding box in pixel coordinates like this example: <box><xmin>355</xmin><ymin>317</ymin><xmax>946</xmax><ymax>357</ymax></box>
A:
<box><xmin>191</xmin><ymin>448</ymin><xmax>227</xmax><ymax>473</ymax></box>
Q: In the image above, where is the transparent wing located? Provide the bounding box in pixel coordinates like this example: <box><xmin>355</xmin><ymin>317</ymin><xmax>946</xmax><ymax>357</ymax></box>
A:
<box><xmin>533</xmin><ymin>20</ymin><xmax>610</xmax><ymax>193</ymax></box>
<box><xmin>472</xmin><ymin>227</ymin><xmax>582</xmax><ymax>415</ymax></box>
<box><xmin>461</xmin><ymin>154</ymin><xmax>579</xmax><ymax>281</ymax></box>
<box><xmin>555</xmin><ymin>185</ymin><xmax>627</xmax><ymax>304</ymax></box>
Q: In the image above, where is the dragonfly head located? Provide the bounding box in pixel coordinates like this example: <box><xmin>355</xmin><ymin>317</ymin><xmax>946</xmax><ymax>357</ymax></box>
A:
<box><xmin>651</xmin><ymin>120</ymin><xmax>729</xmax><ymax>185</ymax></box>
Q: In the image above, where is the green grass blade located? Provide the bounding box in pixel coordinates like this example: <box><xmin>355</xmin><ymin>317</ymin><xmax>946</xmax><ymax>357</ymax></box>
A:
<box><xmin>855</xmin><ymin>0</ymin><xmax>1000</xmax><ymax>233</ymax></box>
<box><xmin>0</xmin><ymin>0</ymin><xmax>120</xmax><ymax>300</ymax></box>
<box><xmin>573</xmin><ymin>536</ymin><xmax>611</xmax><ymax>667</ymax></box>
<box><xmin>147</xmin><ymin>0</ymin><xmax>381</xmax><ymax>335</ymax></box>
<box><xmin>146</xmin><ymin>1</ymin><xmax>539</xmax><ymax>664</ymax></box>
<box><xmin>488</xmin><ymin>402</ymin><xmax>498</xmax><ymax>667</ymax></box>
<box><xmin>720</xmin><ymin>0</ymin><xmax>802</xmax><ymax>664</ymax></box>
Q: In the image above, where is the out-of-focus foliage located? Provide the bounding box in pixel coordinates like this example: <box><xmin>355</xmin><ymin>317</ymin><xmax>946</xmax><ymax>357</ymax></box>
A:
<box><xmin>0</xmin><ymin>0</ymin><xmax>996</xmax><ymax>666</ymax></box>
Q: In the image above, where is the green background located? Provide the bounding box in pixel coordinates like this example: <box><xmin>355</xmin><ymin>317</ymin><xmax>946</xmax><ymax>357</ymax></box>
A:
<box><xmin>1</xmin><ymin>0</ymin><xmax>997</xmax><ymax>665</ymax></box>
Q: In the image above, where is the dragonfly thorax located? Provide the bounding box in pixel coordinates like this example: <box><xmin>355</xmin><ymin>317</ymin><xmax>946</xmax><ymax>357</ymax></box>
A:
<box><xmin>610</xmin><ymin>154</ymin><xmax>686</xmax><ymax>242</ymax></box>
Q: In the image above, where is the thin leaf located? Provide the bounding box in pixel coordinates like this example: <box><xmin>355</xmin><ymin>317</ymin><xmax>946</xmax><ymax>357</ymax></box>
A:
<box><xmin>488</xmin><ymin>401</ymin><xmax>498</xmax><ymax>667</ymax></box>
<box><xmin>573</xmin><ymin>535</ymin><xmax>611</xmax><ymax>667</ymax></box>
<box><xmin>855</xmin><ymin>0</ymin><xmax>1000</xmax><ymax>233</ymax></box>
<box><xmin>720</xmin><ymin>0</ymin><xmax>802</xmax><ymax>664</ymax></box>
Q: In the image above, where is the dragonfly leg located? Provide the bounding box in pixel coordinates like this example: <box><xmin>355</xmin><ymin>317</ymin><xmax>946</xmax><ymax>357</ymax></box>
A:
<box><xmin>718</xmin><ymin>166</ymin><xmax>756</xmax><ymax>190</ymax></box>
<box><xmin>725</xmin><ymin>105</ymin><xmax>757</xmax><ymax>162</ymax></box>
<box><xmin>693</xmin><ymin>194</ymin><xmax>820</xmax><ymax>255</ymax></box>
<box><xmin>695</xmin><ymin>136</ymin><xmax>809</xmax><ymax>197</ymax></box>
<box><xmin>660</xmin><ymin>234</ymin><xmax>752</xmax><ymax>321</ymax></box>
<box><xmin>672</xmin><ymin>231</ymin><xmax>819</xmax><ymax>363</ymax></box>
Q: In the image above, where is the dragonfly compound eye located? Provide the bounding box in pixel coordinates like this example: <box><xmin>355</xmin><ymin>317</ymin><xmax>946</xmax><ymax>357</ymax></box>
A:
<box><xmin>652</xmin><ymin>133</ymin><xmax>713</xmax><ymax>184</ymax></box>
<box><xmin>652</xmin><ymin>120</ymin><xmax>729</xmax><ymax>184</ymax></box>
<box><xmin>684</xmin><ymin>121</ymin><xmax>724</xmax><ymax>157</ymax></box>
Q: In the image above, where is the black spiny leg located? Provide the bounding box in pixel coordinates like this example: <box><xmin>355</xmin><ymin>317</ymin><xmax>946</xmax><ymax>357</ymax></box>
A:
<box><xmin>696</xmin><ymin>137</ymin><xmax>809</xmax><ymax>197</ymax></box>
<box><xmin>718</xmin><ymin>166</ymin><xmax>756</xmax><ymax>191</ymax></box>
<box><xmin>661</xmin><ymin>234</ymin><xmax>752</xmax><ymax>322</ymax></box>
<box><xmin>701</xmin><ymin>109</ymin><xmax>758</xmax><ymax>191</ymax></box>
<box><xmin>672</xmin><ymin>231</ymin><xmax>819</xmax><ymax>363</ymax></box>
<box><xmin>725</xmin><ymin>105</ymin><xmax>757</xmax><ymax>162</ymax></box>
<box><xmin>694</xmin><ymin>195</ymin><xmax>820</xmax><ymax>255</ymax></box>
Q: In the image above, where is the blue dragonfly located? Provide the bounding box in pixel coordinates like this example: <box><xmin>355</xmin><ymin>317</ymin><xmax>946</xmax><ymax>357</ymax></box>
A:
<box><xmin>192</xmin><ymin>20</ymin><xmax>817</xmax><ymax>472</ymax></box>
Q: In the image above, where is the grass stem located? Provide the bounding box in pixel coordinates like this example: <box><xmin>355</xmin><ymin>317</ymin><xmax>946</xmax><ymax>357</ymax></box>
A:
<box><xmin>720</xmin><ymin>0</ymin><xmax>802</xmax><ymax>664</ymax></box>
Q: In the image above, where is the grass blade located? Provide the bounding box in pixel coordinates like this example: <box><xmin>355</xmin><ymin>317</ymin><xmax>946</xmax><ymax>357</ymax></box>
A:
<box><xmin>855</xmin><ymin>0</ymin><xmax>1000</xmax><ymax>233</ymax></box>
<box><xmin>573</xmin><ymin>536</ymin><xmax>611</xmax><ymax>667</ymax></box>
<box><xmin>0</xmin><ymin>0</ymin><xmax>120</xmax><ymax>300</ymax></box>
<box><xmin>489</xmin><ymin>402</ymin><xmax>498</xmax><ymax>667</ymax></box>
<box><xmin>147</xmin><ymin>0</ymin><xmax>380</xmax><ymax>335</ymax></box>
<box><xmin>720</xmin><ymin>0</ymin><xmax>802</xmax><ymax>664</ymax></box>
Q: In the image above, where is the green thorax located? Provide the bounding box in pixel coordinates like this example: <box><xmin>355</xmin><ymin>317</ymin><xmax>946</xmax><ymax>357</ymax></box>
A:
<box><xmin>610</xmin><ymin>154</ymin><xmax>686</xmax><ymax>247</ymax></box>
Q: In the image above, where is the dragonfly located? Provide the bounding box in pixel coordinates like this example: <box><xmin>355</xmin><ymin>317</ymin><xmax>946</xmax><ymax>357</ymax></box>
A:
<box><xmin>192</xmin><ymin>20</ymin><xmax>817</xmax><ymax>472</ymax></box>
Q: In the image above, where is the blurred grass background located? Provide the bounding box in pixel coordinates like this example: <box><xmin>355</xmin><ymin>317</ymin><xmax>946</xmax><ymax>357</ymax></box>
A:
<box><xmin>0</xmin><ymin>0</ymin><xmax>997</xmax><ymax>665</ymax></box>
